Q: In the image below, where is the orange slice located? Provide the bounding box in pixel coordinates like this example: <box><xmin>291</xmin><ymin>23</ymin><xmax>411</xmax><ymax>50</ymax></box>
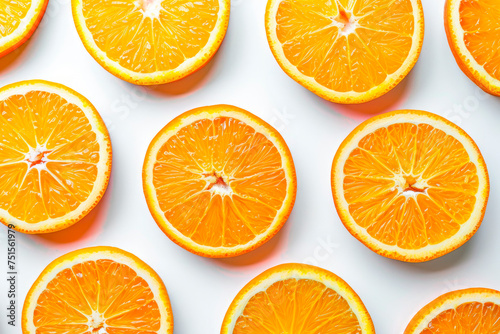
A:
<box><xmin>331</xmin><ymin>110</ymin><xmax>489</xmax><ymax>262</ymax></box>
<box><xmin>143</xmin><ymin>105</ymin><xmax>296</xmax><ymax>258</ymax></box>
<box><xmin>22</xmin><ymin>246</ymin><xmax>174</xmax><ymax>334</ymax></box>
<box><xmin>405</xmin><ymin>288</ymin><xmax>500</xmax><ymax>334</ymax></box>
<box><xmin>0</xmin><ymin>80</ymin><xmax>112</xmax><ymax>234</ymax></box>
<box><xmin>445</xmin><ymin>0</ymin><xmax>500</xmax><ymax>96</ymax></box>
<box><xmin>221</xmin><ymin>263</ymin><xmax>375</xmax><ymax>334</ymax></box>
<box><xmin>0</xmin><ymin>0</ymin><xmax>48</xmax><ymax>57</ymax></box>
<box><xmin>265</xmin><ymin>0</ymin><xmax>425</xmax><ymax>104</ymax></box>
<box><xmin>72</xmin><ymin>0</ymin><xmax>230</xmax><ymax>85</ymax></box>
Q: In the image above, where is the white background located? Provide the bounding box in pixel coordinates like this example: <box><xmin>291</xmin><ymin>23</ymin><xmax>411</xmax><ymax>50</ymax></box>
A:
<box><xmin>1</xmin><ymin>0</ymin><xmax>500</xmax><ymax>333</ymax></box>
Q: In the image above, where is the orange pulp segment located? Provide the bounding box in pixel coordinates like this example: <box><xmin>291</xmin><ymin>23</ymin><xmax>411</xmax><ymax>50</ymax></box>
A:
<box><xmin>265</xmin><ymin>0</ymin><xmax>424</xmax><ymax>103</ymax></box>
<box><xmin>0</xmin><ymin>80</ymin><xmax>111</xmax><ymax>234</ymax></box>
<box><xmin>22</xmin><ymin>247</ymin><xmax>173</xmax><ymax>334</ymax></box>
<box><xmin>72</xmin><ymin>0</ymin><xmax>230</xmax><ymax>84</ymax></box>
<box><xmin>331</xmin><ymin>110</ymin><xmax>489</xmax><ymax>262</ymax></box>
<box><xmin>445</xmin><ymin>0</ymin><xmax>500</xmax><ymax>96</ymax></box>
<box><xmin>221</xmin><ymin>263</ymin><xmax>375</xmax><ymax>334</ymax></box>
<box><xmin>405</xmin><ymin>288</ymin><xmax>500</xmax><ymax>334</ymax></box>
<box><xmin>0</xmin><ymin>0</ymin><xmax>48</xmax><ymax>57</ymax></box>
<box><xmin>143</xmin><ymin>105</ymin><xmax>296</xmax><ymax>257</ymax></box>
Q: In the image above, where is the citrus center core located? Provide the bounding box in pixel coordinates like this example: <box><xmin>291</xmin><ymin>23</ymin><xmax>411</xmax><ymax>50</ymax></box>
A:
<box><xmin>204</xmin><ymin>171</ymin><xmax>232</xmax><ymax>196</ymax></box>
<box><xmin>333</xmin><ymin>8</ymin><xmax>358</xmax><ymax>35</ymax></box>
<box><xmin>25</xmin><ymin>145</ymin><xmax>51</xmax><ymax>168</ymax></box>
<box><xmin>89</xmin><ymin>312</ymin><xmax>106</xmax><ymax>333</ymax></box>
<box><xmin>136</xmin><ymin>0</ymin><xmax>162</xmax><ymax>19</ymax></box>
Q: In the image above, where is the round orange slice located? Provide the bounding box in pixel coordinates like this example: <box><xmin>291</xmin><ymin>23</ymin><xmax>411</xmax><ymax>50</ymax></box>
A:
<box><xmin>143</xmin><ymin>105</ymin><xmax>296</xmax><ymax>258</ymax></box>
<box><xmin>0</xmin><ymin>0</ymin><xmax>48</xmax><ymax>57</ymax></box>
<box><xmin>221</xmin><ymin>263</ymin><xmax>375</xmax><ymax>334</ymax></box>
<box><xmin>72</xmin><ymin>0</ymin><xmax>230</xmax><ymax>85</ymax></box>
<box><xmin>445</xmin><ymin>0</ymin><xmax>500</xmax><ymax>96</ymax></box>
<box><xmin>405</xmin><ymin>288</ymin><xmax>500</xmax><ymax>334</ymax></box>
<box><xmin>0</xmin><ymin>80</ymin><xmax>112</xmax><ymax>234</ymax></box>
<box><xmin>265</xmin><ymin>0</ymin><xmax>424</xmax><ymax>104</ymax></box>
<box><xmin>331</xmin><ymin>110</ymin><xmax>489</xmax><ymax>262</ymax></box>
<box><xmin>22</xmin><ymin>246</ymin><xmax>174</xmax><ymax>334</ymax></box>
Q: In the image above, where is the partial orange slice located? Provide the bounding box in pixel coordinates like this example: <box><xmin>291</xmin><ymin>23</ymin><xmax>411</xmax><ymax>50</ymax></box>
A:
<box><xmin>72</xmin><ymin>0</ymin><xmax>230</xmax><ymax>85</ymax></box>
<box><xmin>0</xmin><ymin>0</ymin><xmax>48</xmax><ymax>57</ymax></box>
<box><xmin>405</xmin><ymin>288</ymin><xmax>500</xmax><ymax>334</ymax></box>
<box><xmin>265</xmin><ymin>0</ymin><xmax>424</xmax><ymax>104</ymax></box>
<box><xmin>22</xmin><ymin>246</ymin><xmax>174</xmax><ymax>334</ymax></box>
<box><xmin>331</xmin><ymin>110</ymin><xmax>489</xmax><ymax>262</ymax></box>
<box><xmin>445</xmin><ymin>0</ymin><xmax>500</xmax><ymax>96</ymax></box>
<box><xmin>0</xmin><ymin>80</ymin><xmax>112</xmax><ymax>234</ymax></box>
<box><xmin>143</xmin><ymin>105</ymin><xmax>296</xmax><ymax>258</ymax></box>
<box><xmin>221</xmin><ymin>263</ymin><xmax>375</xmax><ymax>334</ymax></box>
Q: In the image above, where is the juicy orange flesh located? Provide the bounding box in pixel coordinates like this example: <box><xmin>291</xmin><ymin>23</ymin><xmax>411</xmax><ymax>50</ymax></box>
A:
<box><xmin>419</xmin><ymin>301</ymin><xmax>500</xmax><ymax>333</ymax></box>
<box><xmin>0</xmin><ymin>90</ymin><xmax>100</xmax><ymax>224</ymax></box>
<box><xmin>275</xmin><ymin>0</ymin><xmax>414</xmax><ymax>93</ymax></box>
<box><xmin>81</xmin><ymin>0</ymin><xmax>219</xmax><ymax>73</ymax></box>
<box><xmin>459</xmin><ymin>0</ymin><xmax>500</xmax><ymax>81</ymax></box>
<box><xmin>153</xmin><ymin>116</ymin><xmax>287</xmax><ymax>248</ymax></box>
<box><xmin>343</xmin><ymin>123</ymin><xmax>479</xmax><ymax>249</ymax></box>
<box><xmin>33</xmin><ymin>259</ymin><xmax>161</xmax><ymax>333</ymax></box>
<box><xmin>233</xmin><ymin>278</ymin><xmax>361</xmax><ymax>334</ymax></box>
<box><xmin>0</xmin><ymin>0</ymin><xmax>32</xmax><ymax>37</ymax></box>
